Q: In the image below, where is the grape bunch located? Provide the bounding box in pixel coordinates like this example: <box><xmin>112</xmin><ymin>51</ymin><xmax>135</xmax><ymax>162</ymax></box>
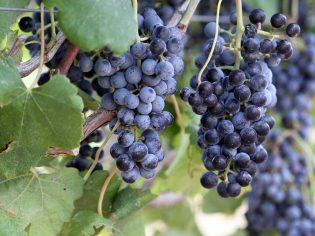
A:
<box><xmin>20</xmin><ymin>4</ymin><xmax>184</xmax><ymax>183</ymax></box>
<box><xmin>100</xmin><ymin>8</ymin><xmax>184</xmax><ymax>183</ymax></box>
<box><xmin>246</xmin><ymin>33</ymin><xmax>315</xmax><ymax>236</ymax></box>
<box><xmin>246</xmin><ymin>133</ymin><xmax>315</xmax><ymax>236</ymax></box>
<box><xmin>180</xmin><ymin>8</ymin><xmax>300</xmax><ymax>197</ymax></box>
<box><xmin>65</xmin><ymin>130</ymin><xmax>104</xmax><ymax>173</ymax></box>
<box><xmin>272</xmin><ymin>33</ymin><xmax>315</xmax><ymax>138</ymax></box>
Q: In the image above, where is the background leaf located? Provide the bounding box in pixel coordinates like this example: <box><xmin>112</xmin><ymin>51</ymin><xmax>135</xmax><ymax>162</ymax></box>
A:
<box><xmin>0</xmin><ymin>168</ymin><xmax>84</xmax><ymax>236</ymax></box>
<box><xmin>60</xmin><ymin>210</ymin><xmax>110</xmax><ymax>236</ymax></box>
<box><xmin>75</xmin><ymin>171</ymin><xmax>121</xmax><ymax>217</ymax></box>
<box><xmin>0</xmin><ymin>0</ymin><xmax>30</xmax><ymax>42</ymax></box>
<box><xmin>44</xmin><ymin>0</ymin><xmax>137</xmax><ymax>53</ymax></box>
<box><xmin>0</xmin><ymin>60</ymin><xmax>84</xmax><ymax>178</ymax></box>
<box><xmin>111</xmin><ymin>187</ymin><xmax>156</xmax><ymax>220</ymax></box>
<box><xmin>0</xmin><ymin>209</ymin><xmax>24</xmax><ymax>236</ymax></box>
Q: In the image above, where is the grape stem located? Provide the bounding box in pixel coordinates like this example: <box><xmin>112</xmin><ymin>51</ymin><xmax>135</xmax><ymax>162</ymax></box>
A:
<box><xmin>30</xmin><ymin>2</ymin><xmax>45</xmax><ymax>89</ymax></box>
<box><xmin>55</xmin><ymin>43</ymin><xmax>80</xmax><ymax>75</ymax></box>
<box><xmin>83</xmin><ymin>121</ymin><xmax>120</xmax><ymax>182</ymax></box>
<box><xmin>132</xmin><ymin>0</ymin><xmax>140</xmax><ymax>42</ymax></box>
<box><xmin>167</xmin><ymin>0</ymin><xmax>191</xmax><ymax>27</ymax></box>
<box><xmin>98</xmin><ymin>167</ymin><xmax>118</xmax><ymax>217</ymax></box>
<box><xmin>49</xmin><ymin>7</ymin><xmax>56</xmax><ymax>39</ymax></box>
<box><xmin>18</xmin><ymin>31</ymin><xmax>66</xmax><ymax>77</ymax></box>
<box><xmin>178</xmin><ymin>0</ymin><xmax>200</xmax><ymax>32</ymax></box>
<box><xmin>234</xmin><ymin>0</ymin><xmax>244</xmax><ymax>69</ymax></box>
<box><xmin>196</xmin><ymin>0</ymin><xmax>222</xmax><ymax>84</ymax></box>
<box><xmin>257</xmin><ymin>29</ymin><xmax>282</xmax><ymax>39</ymax></box>
<box><xmin>170</xmin><ymin>95</ymin><xmax>184</xmax><ymax>130</ymax></box>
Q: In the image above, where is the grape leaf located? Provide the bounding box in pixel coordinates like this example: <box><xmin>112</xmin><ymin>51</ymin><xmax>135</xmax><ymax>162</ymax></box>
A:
<box><xmin>111</xmin><ymin>187</ymin><xmax>156</xmax><ymax>220</ymax></box>
<box><xmin>75</xmin><ymin>171</ymin><xmax>121</xmax><ymax>217</ymax></box>
<box><xmin>60</xmin><ymin>211</ymin><xmax>110</xmax><ymax>236</ymax></box>
<box><xmin>0</xmin><ymin>168</ymin><xmax>84</xmax><ymax>236</ymax></box>
<box><xmin>201</xmin><ymin>190</ymin><xmax>244</xmax><ymax>214</ymax></box>
<box><xmin>0</xmin><ymin>209</ymin><xmax>24</xmax><ymax>236</ymax></box>
<box><xmin>0</xmin><ymin>59</ymin><xmax>84</xmax><ymax>178</ymax></box>
<box><xmin>0</xmin><ymin>0</ymin><xmax>30</xmax><ymax>42</ymax></box>
<box><xmin>44</xmin><ymin>0</ymin><xmax>137</xmax><ymax>53</ymax></box>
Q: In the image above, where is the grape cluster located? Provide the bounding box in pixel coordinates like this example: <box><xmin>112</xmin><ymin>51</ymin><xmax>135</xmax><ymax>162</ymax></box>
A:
<box><xmin>101</xmin><ymin>8</ymin><xmax>184</xmax><ymax>183</ymax></box>
<box><xmin>246</xmin><ymin>133</ymin><xmax>315</xmax><ymax>236</ymax></box>
<box><xmin>273</xmin><ymin>34</ymin><xmax>315</xmax><ymax>138</ymax></box>
<box><xmin>65</xmin><ymin>130</ymin><xmax>104</xmax><ymax>173</ymax></box>
<box><xmin>20</xmin><ymin>5</ymin><xmax>184</xmax><ymax>183</ymax></box>
<box><xmin>246</xmin><ymin>33</ymin><xmax>315</xmax><ymax>235</ymax></box>
<box><xmin>180</xmin><ymin>9</ymin><xmax>300</xmax><ymax>197</ymax></box>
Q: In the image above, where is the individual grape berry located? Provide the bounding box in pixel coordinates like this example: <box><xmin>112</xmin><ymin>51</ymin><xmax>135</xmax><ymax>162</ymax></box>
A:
<box><xmin>101</xmin><ymin>93</ymin><xmax>118</xmax><ymax>110</ymax></box>
<box><xmin>200</xmin><ymin>172</ymin><xmax>218</xmax><ymax>189</ymax></box>
<box><xmin>141</xmin><ymin>154</ymin><xmax>158</xmax><ymax>170</ymax></box>
<box><xmin>286</xmin><ymin>23</ymin><xmax>301</xmax><ymax>37</ymax></box>
<box><xmin>270</xmin><ymin>13</ymin><xmax>287</xmax><ymax>28</ymax></box>
<box><xmin>19</xmin><ymin>16</ymin><xmax>35</xmax><ymax>32</ymax></box>
<box><xmin>249</xmin><ymin>9</ymin><xmax>266</xmax><ymax>24</ymax></box>
<box><xmin>110</xmin><ymin>143</ymin><xmax>127</xmax><ymax>159</ymax></box>
<box><xmin>117</xmin><ymin>130</ymin><xmax>134</xmax><ymax>147</ymax></box>
<box><xmin>94</xmin><ymin>59</ymin><xmax>112</xmax><ymax>76</ymax></box>
<box><xmin>116</xmin><ymin>154</ymin><xmax>135</xmax><ymax>171</ymax></box>
<box><xmin>128</xmin><ymin>142</ymin><xmax>148</xmax><ymax>162</ymax></box>
<box><xmin>121</xmin><ymin>166</ymin><xmax>140</xmax><ymax>183</ymax></box>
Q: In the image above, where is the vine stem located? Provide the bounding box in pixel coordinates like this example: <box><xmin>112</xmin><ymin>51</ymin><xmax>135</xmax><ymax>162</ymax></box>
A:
<box><xmin>132</xmin><ymin>0</ymin><xmax>140</xmax><ymax>42</ymax></box>
<box><xmin>49</xmin><ymin>8</ymin><xmax>56</xmax><ymax>39</ymax></box>
<box><xmin>170</xmin><ymin>95</ymin><xmax>184</xmax><ymax>130</ymax></box>
<box><xmin>83</xmin><ymin>121</ymin><xmax>120</xmax><ymax>182</ymax></box>
<box><xmin>257</xmin><ymin>29</ymin><xmax>282</xmax><ymax>39</ymax></box>
<box><xmin>30</xmin><ymin>3</ymin><xmax>45</xmax><ymax>89</ymax></box>
<box><xmin>98</xmin><ymin>167</ymin><xmax>118</xmax><ymax>217</ymax></box>
<box><xmin>196</xmin><ymin>0</ymin><xmax>222</xmax><ymax>84</ymax></box>
<box><xmin>56</xmin><ymin>44</ymin><xmax>80</xmax><ymax>74</ymax></box>
<box><xmin>234</xmin><ymin>0</ymin><xmax>244</xmax><ymax>69</ymax></box>
<box><xmin>178</xmin><ymin>0</ymin><xmax>200</xmax><ymax>32</ymax></box>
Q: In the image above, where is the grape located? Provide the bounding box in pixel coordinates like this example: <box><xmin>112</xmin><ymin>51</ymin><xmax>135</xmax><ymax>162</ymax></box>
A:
<box><xmin>154</xmin><ymin>81</ymin><xmax>168</xmax><ymax>96</ymax></box>
<box><xmin>98</xmin><ymin>76</ymin><xmax>111</xmax><ymax>88</ymax></box>
<box><xmin>249</xmin><ymin>9</ymin><xmax>266</xmax><ymax>24</ymax></box>
<box><xmin>131</xmin><ymin>42</ymin><xmax>149</xmax><ymax>59</ymax></box>
<box><xmin>110</xmin><ymin>72</ymin><xmax>127</xmax><ymax>89</ymax></box>
<box><xmin>117</xmin><ymin>107</ymin><xmax>135</xmax><ymax>125</ymax></box>
<box><xmin>200</xmin><ymin>171</ymin><xmax>218</xmax><ymax>189</ymax></box>
<box><xmin>150</xmin><ymin>38</ymin><xmax>166</xmax><ymax>55</ymax></box>
<box><xmin>141</xmin><ymin>154</ymin><xmax>158</xmax><ymax>170</ymax></box>
<box><xmin>124</xmin><ymin>94</ymin><xmax>140</xmax><ymax>109</ymax></box>
<box><xmin>110</xmin><ymin>143</ymin><xmax>127</xmax><ymax>159</ymax></box>
<box><xmin>286</xmin><ymin>23</ymin><xmax>301</xmax><ymax>37</ymax></box>
<box><xmin>128</xmin><ymin>142</ymin><xmax>148</xmax><ymax>162</ymax></box>
<box><xmin>72</xmin><ymin>157</ymin><xmax>90</xmax><ymax>171</ymax></box>
<box><xmin>116</xmin><ymin>154</ymin><xmax>135</xmax><ymax>171</ymax></box>
<box><xmin>79</xmin><ymin>55</ymin><xmax>94</xmax><ymax>72</ymax></box>
<box><xmin>125</xmin><ymin>66</ymin><xmax>142</xmax><ymax>84</ymax></box>
<box><xmin>117</xmin><ymin>130</ymin><xmax>134</xmax><ymax>147</ymax></box>
<box><xmin>144</xmin><ymin>137</ymin><xmax>161</xmax><ymax>154</ymax></box>
<box><xmin>79</xmin><ymin>143</ymin><xmax>92</xmax><ymax>157</ymax></box>
<box><xmin>142</xmin><ymin>59</ymin><xmax>157</xmax><ymax>75</ymax></box>
<box><xmin>94</xmin><ymin>59</ymin><xmax>112</xmax><ymax>76</ymax></box>
<box><xmin>139</xmin><ymin>168</ymin><xmax>156</xmax><ymax>179</ymax></box>
<box><xmin>270</xmin><ymin>13</ymin><xmax>287</xmax><ymax>28</ymax></box>
<box><xmin>109</xmin><ymin>54</ymin><xmax>126</xmax><ymax>68</ymax></box>
<box><xmin>19</xmin><ymin>16</ymin><xmax>35</xmax><ymax>32</ymax></box>
<box><xmin>165</xmin><ymin>78</ymin><xmax>177</xmax><ymax>95</ymax></box>
<box><xmin>137</xmin><ymin>102</ymin><xmax>153</xmax><ymax>115</ymax></box>
<box><xmin>166</xmin><ymin>37</ymin><xmax>184</xmax><ymax>54</ymax></box>
<box><xmin>204</xmin><ymin>22</ymin><xmax>218</xmax><ymax>38</ymax></box>
<box><xmin>101</xmin><ymin>93</ymin><xmax>118</xmax><ymax>110</ymax></box>
<box><xmin>121</xmin><ymin>166</ymin><xmax>140</xmax><ymax>183</ymax></box>
<box><xmin>142</xmin><ymin>74</ymin><xmax>161</xmax><ymax>87</ymax></box>
<box><xmin>168</xmin><ymin>56</ymin><xmax>184</xmax><ymax>75</ymax></box>
<box><xmin>155</xmin><ymin>61</ymin><xmax>175</xmax><ymax>80</ymax></box>
<box><xmin>139</xmin><ymin>87</ymin><xmax>156</xmax><ymax>103</ymax></box>
<box><xmin>134</xmin><ymin>114</ymin><xmax>151</xmax><ymax>130</ymax></box>
<box><xmin>151</xmin><ymin>96</ymin><xmax>165</xmax><ymax>112</ymax></box>
<box><xmin>113</xmin><ymin>88</ymin><xmax>130</xmax><ymax>105</ymax></box>
<box><xmin>153</xmin><ymin>25</ymin><xmax>170</xmax><ymax>41</ymax></box>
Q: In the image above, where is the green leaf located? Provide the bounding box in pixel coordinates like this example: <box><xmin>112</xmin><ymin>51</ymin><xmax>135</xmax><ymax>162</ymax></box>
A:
<box><xmin>0</xmin><ymin>59</ymin><xmax>84</xmax><ymax>178</ymax></box>
<box><xmin>111</xmin><ymin>187</ymin><xmax>156</xmax><ymax>220</ymax></box>
<box><xmin>75</xmin><ymin>171</ymin><xmax>121</xmax><ymax>217</ymax></box>
<box><xmin>0</xmin><ymin>209</ymin><xmax>24</xmax><ymax>236</ymax></box>
<box><xmin>201</xmin><ymin>190</ymin><xmax>243</xmax><ymax>214</ymax></box>
<box><xmin>44</xmin><ymin>0</ymin><xmax>137</xmax><ymax>53</ymax></box>
<box><xmin>0</xmin><ymin>0</ymin><xmax>30</xmax><ymax>42</ymax></box>
<box><xmin>78</xmin><ymin>89</ymin><xmax>100</xmax><ymax>111</ymax></box>
<box><xmin>60</xmin><ymin>211</ymin><xmax>110</xmax><ymax>236</ymax></box>
<box><xmin>0</xmin><ymin>168</ymin><xmax>84</xmax><ymax>236</ymax></box>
